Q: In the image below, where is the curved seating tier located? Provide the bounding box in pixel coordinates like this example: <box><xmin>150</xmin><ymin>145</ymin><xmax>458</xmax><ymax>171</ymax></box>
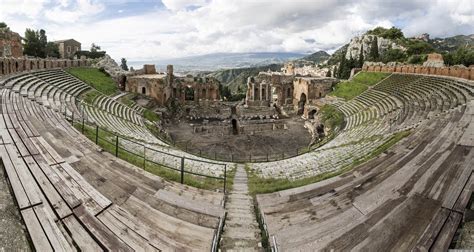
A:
<box><xmin>251</xmin><ymin>73</ymin><xmax>474</xmax><ymax>180</ymax></box>
<box><xmin>0</xmin><ymin>88</ymin><xmax>225</xmax><ymax>251</ymax></box>
<box><xmin>1</xmin><ymin>69</ymin><xmax>227</xmax><ymax>178</ymax></box>
<box><xmin>257</xmin><ymin>101</ymin><xmax>474</xmax><ymax>250</ymax></box>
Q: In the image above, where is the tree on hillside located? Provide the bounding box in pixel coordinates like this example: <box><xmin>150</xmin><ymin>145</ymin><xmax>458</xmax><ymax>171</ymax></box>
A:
<box><xmin>91</xmin><ymin>43</ymin><xmax>101</xmax><ymax>52</ymax></box>
<box><xmin>357</xmin><ymin>44</ymin><xmax>364</xmax><ymax>68</ymax></box>
<box><xmin>120</xmin><ymin>58</ymin><xmax>129</xmax><ymax>71</ymax></box>
<box><xmin>369</xmin><ymin>37</ymin><xmax>379</xmax><ymax>61</ymax></box>
<box><xmin>380</xmin><ymin>48</ymin><xmax>407</xmax><ymax>63</ymax></box>
<box><xmin>326</xmin><ymin>69</ymin><xmax>332</xmax><ymax>77</ymax></box>
<box><xmin>0</xmin><ymin>22</ymin><xmax>8</xmax><ymax>29</ymax></box>
<box><xmin>367</xmin><ymin>26</ymin><xmax>404</xmax><ymax>40</ymax></box>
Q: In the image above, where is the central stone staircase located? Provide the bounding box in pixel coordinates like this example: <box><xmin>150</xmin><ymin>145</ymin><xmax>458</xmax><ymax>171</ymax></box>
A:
<box><xmin>220</xmin><ymin>165</ymin><xmax>261</xmax><ymax>251</ymax></box>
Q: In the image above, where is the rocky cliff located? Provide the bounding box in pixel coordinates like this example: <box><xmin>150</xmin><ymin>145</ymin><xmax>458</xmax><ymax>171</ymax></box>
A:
<box><xmin>93</xmin><ymin>54</ymin><xmax>128</xmax><ymax>78</ymax></box>
<box><xmin>344</xmin><ymin>34</ymin><xmax>405</xmax><ymax>59</ymax></box>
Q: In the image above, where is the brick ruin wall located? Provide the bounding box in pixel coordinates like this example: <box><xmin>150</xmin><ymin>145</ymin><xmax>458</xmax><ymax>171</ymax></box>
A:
<box><xmin>362</xmin><ymin>63</ymin><xmax>474</xmax><ymax>81</ymax></box>
<box><xmin>0</xmin><ymin>57</ymin><xmax>93</xmax><ymax>77</ymax></box>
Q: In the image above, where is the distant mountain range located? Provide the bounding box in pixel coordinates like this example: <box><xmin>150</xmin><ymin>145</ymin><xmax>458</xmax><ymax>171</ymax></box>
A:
<box><xmin>128</xmin><ymin>52</ymin><xmax>306</xmax><ymax>74</ymax></box>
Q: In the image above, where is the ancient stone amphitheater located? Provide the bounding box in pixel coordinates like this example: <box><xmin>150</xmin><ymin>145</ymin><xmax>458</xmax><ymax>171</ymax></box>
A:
<box><xmin>0</xmin><ymin>59</ymin><xmax>473</xmax><ymax>251</ymax></box>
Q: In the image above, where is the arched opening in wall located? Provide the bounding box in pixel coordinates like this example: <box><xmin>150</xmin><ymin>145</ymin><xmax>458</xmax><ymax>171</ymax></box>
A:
<box><xmin>309</xmin><ymin>109</ymin><xmax>317</xmax><ymax>119</ymax></box>
<box><xmin>30</xmin><ymin>61</ymin><xmax>34</xmax><ymax>70</ymax></box>
<box><xmin>44</xmin><ymin>61</ymin><xmax>46</xmax><ymax>68</ymax></box>
<box><xmin>254</xmin><ymin>87</ymin><xmax>259</xmax><ymax>100</ymax></box>
<box><xmin>164</xmin><ymin>93</ymin><xmax>167</xmax><ymax>102</ymax></box>
<box><xmin>202</xmin><ymin>88</ymin><xmax>206</xmax><ymax>99</ymax></box>
<box><xmin>262</xmin><ymin>88</ymin><xmax>266</xmax><ymax>100</ymax></box>
<box><xmin>231</xmin><ymin>119</ymin><xmax>238</xmax><ymax>135</ymax></box>
<box><xmin>15</xmin><ymin>61</ymin><xmax>19</xmax><ymax>71</ymax></box>
<box><xmin>141</xmin><ymin>87</ymin><xmax>146</xmax><ymax>95</ymax></box>
<box><xmin>319</xmin><ymin>92</ymin><xmax>322</xmax><ymax>98</ymax></box>
<box><xmin>287</xmin><ymin>88</ymin><xmax>291</xmax><ymax>98</ymax></box>
<box><xmin>316</xmin><ymin>124</ymin><xmax>325</xmax><ymax>136</ymax></box>
<box><xmin>297</xmin><ymin>93</ymin><xmax>306</xmax><ymax>115</ymax></box>
<box><xmin>185</xmin><ymin>86</ymin><xmax>194</xmax><ymax>101</ymax></box>
<box><xmin>0</xmin><ymin>61</ymin><xmax>3</xmax><ymax>75</ymax></box>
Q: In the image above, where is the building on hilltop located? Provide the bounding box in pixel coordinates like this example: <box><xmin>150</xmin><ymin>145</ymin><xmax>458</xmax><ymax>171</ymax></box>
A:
<box><xmin>246</xmin><ymin>69</ymin><xmax>337</xmax><ymax>118</ymax></box>
<box><xmin>54</xmin><ymin>39</ymin><xmax>81</xmax><ymax>59</ymax></box>
<box><xmin>126</xmin><ymin>64</ymin><xmax>221</xmax><ymax>106</ymax></box>
<box><xmin>0</xmin><ymin>28</ymin><xmax>23</xmax><ymax>58</ymax></box>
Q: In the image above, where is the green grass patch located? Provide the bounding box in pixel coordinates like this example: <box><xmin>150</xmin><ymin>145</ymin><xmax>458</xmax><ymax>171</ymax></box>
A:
<box><xmin>119</xmin><ymin>93</ymin><xmax>138</xmax><ymax>108</ymax></box>
<box><xmin>74</xmin><ymin>123</ymin><xmax>226</xmax><ymax>191</ymax></box>
<box><xmin>143</xmin><ymin>109</ymin><xmax>160</xmax><ymax>122</ymax></box>
<box><xmin>330</xmin><ymin>72</ymin><xmax>390</xmax><ymax>100</ymax></box>
<box><xmin>246</xmin><ymin>130</ymin><xmax>410</xmax><ymax>195</ymax></box>
<box><xmin>82</xmin><ymin>90</ymin><xmax>101</xmax><ymax>104</ymax></box>
<box><xmin>66</xmin><ymin>67</ymin><xmax>118</xmax><ymax>95</ymax></box>
<box><xmin>320</xmin><ymin>104</ymin><xmax>344</xmax><ymax>131</ymax></box>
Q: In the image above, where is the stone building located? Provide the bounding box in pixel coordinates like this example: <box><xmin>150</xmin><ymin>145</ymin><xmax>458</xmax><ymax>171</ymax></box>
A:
<box><xmin>54</xmin><ymin>39</ymin><xmax>81</xmax><ymax>59</ymax></box>
<box><xmin>0</xmin><ymin>28</ymin><xmax>23</xmax><ymax>58</ymax></box>
<box><xmin>246</xmin><ymin>71</ymin><xmax>337</xmax><ymax>117</ymax></box>
<box><xmin>126</xmin><ymin>65</ymin><xmax>220</xmax><ymax>106</ymax></box>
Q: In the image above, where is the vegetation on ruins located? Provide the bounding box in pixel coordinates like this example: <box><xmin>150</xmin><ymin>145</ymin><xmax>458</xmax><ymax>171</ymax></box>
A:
<box><xmin>120</xmin><ymin>58</ymin><xmax>129</xmax><ymax>71</ymax></box>
<box><xmin>366</xmin><ymin>26</ymin><xmax>404</xmax><ymax>40</ymax></box>
<box><xmin>75</xmin><ymin>43</ymin><xmax>106</xmax><ymax>59</ymax></box>
<box><xmin>23</xmin><ymin>28</ymin><xmax>59</xmax><ymax>58</ymax></box>
<box><xmin>246</xmin><ymin>130</ymin><xmax>410</xmax><ymax>194</ymax></box>
<box><xmin>319</xmin><ymin>105</ymin><xmax>344</xmax><ymax>132</ymax></box>
<box><xmin>443</xmin><ymin>47</ymin><xmax>474</xmax><ymax>66</ymax></box>
<box><xmin>330</xmin><ymin>72</ymin><xmax>390</xmax><ymax>100</ymax></box>
<box><xmin>143</xmin><ymin>109</ymin><xmax>160</xmax><ymax>122</ymax></box>
<box><xmin>66</xmin><ymin>67</ymin><xmax>118</xmax><ymax>95</ymax></box>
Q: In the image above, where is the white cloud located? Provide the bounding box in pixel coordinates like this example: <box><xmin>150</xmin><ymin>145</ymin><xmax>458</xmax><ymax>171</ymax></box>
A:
<box><xmin>44</xmin><ymin>0</ymin><xmax>105</xmax><ymax>23</ymax></box>
<box><xmin>1</xmin><ymin>0</ymin><xmax>473</xmax><ymax>61</ymax></box>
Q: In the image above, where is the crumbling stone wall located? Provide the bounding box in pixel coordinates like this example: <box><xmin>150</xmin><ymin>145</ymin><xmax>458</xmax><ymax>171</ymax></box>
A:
<box><xmin>0</xmin><ymin>57</ymin><xmax>92</xmax><ymax>76</ymax></box>
<box><xmin>245</xmin><ymin>72</ymin><xmax>294</xmax><ymax>107</ymax></box>
<box><xmin>0</xmin><ymin>29</ymin><xmax>22</xmax><ymax>58</ymax></box>
<box><xmin>126</xmin><ymin>64</ymin><xmax>220</xmax><ymax>106</ymax></box>
<box><xmin>362</xmin><ymin>61</ymin><xmax>474</xmax><ymax>81</ymax></box>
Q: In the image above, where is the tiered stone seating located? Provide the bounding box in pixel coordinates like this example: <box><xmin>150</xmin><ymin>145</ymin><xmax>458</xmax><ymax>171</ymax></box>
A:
<box><xmin>92</xmin><ymin>94</ymin><xmax>143</xmax><ymax>126</ymax></box>
<box><xmin>2</xmin><ymin>69</ymin><xmax>228</xmax><ymax>179</ymax></box>
<box><xmin>256</xmin><ymin>102</ymin><xmax>474</xmax><ymax>251</ymax></box>
<box><xmin>0</xmin><ymin>88</ymin><xmax>226</xmax><ymax>251</ymax></box>
<box><xmin>251</xmin><ymin>73</ymin><xmax>474</xmax><ymax>180</ymax></box>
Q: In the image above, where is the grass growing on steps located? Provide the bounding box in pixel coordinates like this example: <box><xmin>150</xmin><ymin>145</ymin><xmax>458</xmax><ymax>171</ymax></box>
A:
<box><xmin>66</xmin><ymin>67</ymin><xmax>118</xmax><ymax>95</ymax></box>
<box><xmin>330</xmin><ymin>72</ymin><xmax>390</xmax><ymax>100</ymax></box>
<box><xmin>74</xmin><ymin>122</ymin><xmax>227</xmax><ymax>191</ymax></box>
<box><xmin>82</xmin><ymin>90</ymin><xmax>101</xmax><ymax>104</ymax></box>
<box><xmin>246</xmin><ymin>130</ymin><xmax>410</xmax><ymax>195</ymax></box>
<box><xmin>143</xmin><ymin>109</ymin><xmax>160</xmax><ymax>122</ymax></box>
<box><xmin>320</xmin><ymin>104</ymin><xmax>345</xmax><ymax>131</ymax></box>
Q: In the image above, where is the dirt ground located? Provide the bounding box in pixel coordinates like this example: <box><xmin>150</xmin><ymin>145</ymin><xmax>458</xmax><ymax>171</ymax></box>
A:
<box><xmin>0</xmin><ymin>165</ymin><xmax>31</xmax><ymax>251</ymax></box>
<box><xmin>166</xmin><ymin>117</ymin><xmax>311</xmax><ymax>162</ymax></box>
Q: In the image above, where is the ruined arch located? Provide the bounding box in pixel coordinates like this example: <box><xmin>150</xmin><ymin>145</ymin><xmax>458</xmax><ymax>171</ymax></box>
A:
<box><xmin>309</xmin><ymin>109</ymin><xmax>317</xmax><ymax>119</ymax></box>
<box><xmin>141</xmin><ymin>87</ymin><xmax>146</xmax><ymax>95</ymax></box>
<box><xmin>297</xmin><ymin>93</ymin><xmax>307</xmax><ymax>115</ymax></box>
<box><xmin>231</xmin><ymin>119</ymin><xmax>238</xmax><ymax>135</ymax></box>
<box><xmin>287</xmin><ymin>87</ymin><xmax>292</xmax><ymax>98</ymax></box>
<box><xmin>185</xmin><ymin>86</ymin><xmax>194</xmax><ymax>101</ymax></box>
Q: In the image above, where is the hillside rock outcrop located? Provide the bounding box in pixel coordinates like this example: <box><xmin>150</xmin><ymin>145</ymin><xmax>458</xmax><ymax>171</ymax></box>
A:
<box><xmin>93</xmin><ymin>54</ymin><xmax>128</xmax><ymax>78</ymax></box>
<box><xmin>345</xmin><ymin>34</ymin><xmax>406</xmax><ymax>59</ymax></box>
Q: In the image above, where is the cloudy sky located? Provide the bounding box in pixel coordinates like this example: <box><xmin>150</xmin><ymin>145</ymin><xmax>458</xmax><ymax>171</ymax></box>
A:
<box><xmin>1</xmin><ymin>0</ymin><xmax>473</xmax><ymax>62</ymax></box>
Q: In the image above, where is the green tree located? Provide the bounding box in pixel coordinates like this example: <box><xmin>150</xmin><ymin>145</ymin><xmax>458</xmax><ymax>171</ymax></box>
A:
<box><xmin>357</xmin><ymin>44</ymin><xmax>364</xmax><ymax>68</ymax></box>
<box><xmin>120</xmin><ymin>58</ymin><xmax>129</xmax><ymax>71</ymax></box>
<box><xmin>91</xmin><ymin>43</ymin><xmax>101</xmax><ymax>52</ymax></box>
<box><xmin>0</xmin><ymin>22</ymin><xmax>8</xmax><ymax>29</ymax></box>
<box><xmin>406</xmin><ymin>40</ymin><xmax>434</xmax><ymax>55</ymax></box>
<box><xmin>369</xmin><ymin>37</ymin><xmax>379</xmax><ymax>61</ymax></box>
<box><xmin>23</xmin><ymin>28</ymin><xmax>42</xmax><ymax>57</ymax></box>
<box><xmin>45</xmin><ymin>42</ymin><xmax>59</xmax><ymax>58</ymax></box>
<box><xmin>380</xmin><ymin>48</ymin><xmax>407</xmax><ymax>63</ymax></box>
<box><xmin>326</xmin><ymin>69</ymin><xmax>332</xmax><ymax>77</ymax></box>
<box><xmin>39</xmin><ymin>29</ymin><xmax>47</xmax><ymax>57</ymax></box>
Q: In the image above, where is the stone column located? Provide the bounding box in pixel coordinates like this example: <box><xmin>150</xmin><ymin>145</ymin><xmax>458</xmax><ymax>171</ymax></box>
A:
<box><xmin>251</xmin><ymin>83</ymin><xmax>255</xmax><ymax>101</ymax></box>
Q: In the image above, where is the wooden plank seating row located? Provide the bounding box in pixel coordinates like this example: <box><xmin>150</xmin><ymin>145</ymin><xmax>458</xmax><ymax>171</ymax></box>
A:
<box><xmin>256</xmin><ymin>103</ymin><xmax>474</xmax><ymax>250</ymax></box>
<box><xmin>0</xmin><ymin>85</ymin><xmax>226</xmax><ymax>251</ymax></box>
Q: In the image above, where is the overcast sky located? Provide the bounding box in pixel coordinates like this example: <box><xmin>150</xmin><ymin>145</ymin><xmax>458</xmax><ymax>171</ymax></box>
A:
<box><xmin>1</xmin><ymin>0</ymin><xmax>473</xmax><ymax>61</ymax></box>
